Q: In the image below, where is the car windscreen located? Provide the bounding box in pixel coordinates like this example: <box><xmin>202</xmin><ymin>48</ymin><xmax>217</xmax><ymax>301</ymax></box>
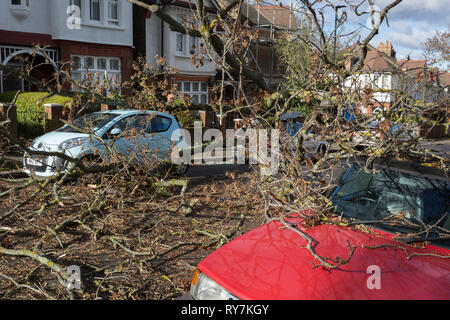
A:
<box><xmin>331</xmin><ymin>165</ymin><xmax>449</xmax><ymax>242</ymax></box>
<box><xmin>57</xmin><ymin>112</ymin><xmax>121</xmax><ymax>133</ymax></box>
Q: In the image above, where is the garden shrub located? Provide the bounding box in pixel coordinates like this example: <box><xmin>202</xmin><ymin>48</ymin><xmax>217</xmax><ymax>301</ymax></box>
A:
<box><xmin>0</xmin><ymin>91</ymin><xmax>72</xmax><ymax>138</ymax></box>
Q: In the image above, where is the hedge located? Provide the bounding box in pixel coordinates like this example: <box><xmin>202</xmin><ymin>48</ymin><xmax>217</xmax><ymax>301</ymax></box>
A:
<box><xmin>0</xmin><ymin>91</ymin><xmax>72</xmax><ymax>138</ymax></box>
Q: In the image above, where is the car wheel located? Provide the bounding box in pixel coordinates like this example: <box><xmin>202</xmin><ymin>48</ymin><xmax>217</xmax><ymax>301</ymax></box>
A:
<box><xmin>178</xmin><ymin>163</ymin><xmax>189</xmax><ymax>175</ymax></box>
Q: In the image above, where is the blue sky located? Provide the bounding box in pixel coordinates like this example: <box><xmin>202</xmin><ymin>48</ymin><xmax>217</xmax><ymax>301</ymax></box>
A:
<box><xmin>275</xmin><ymin>0</ymin><xmax>449</xmax><ymax>63</ymax></box>
<box><xmin>346</xmin><ymin>0</ymin><xmax>449</xmax><ymax>61</ymax></box>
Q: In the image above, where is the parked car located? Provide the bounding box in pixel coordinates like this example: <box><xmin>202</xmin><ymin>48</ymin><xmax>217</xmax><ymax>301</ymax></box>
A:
<box><xmin>182</xmin><ymin>160</ymin><xmax>449</xmax><ymax>299</ymax></box>
<box><xmin>282</xmin><ymin>121</ymin><xmax>328</xmax><ymax>158</ymax></box>
<box><xmin>23</xmin><ymin>110</ymin><xmax>188</xmax><ymax>177</ymax></box>
<box><xmin>352</xmin><ymin>121</ymin><xmax>414</xmax><ymax>148</ymax></box>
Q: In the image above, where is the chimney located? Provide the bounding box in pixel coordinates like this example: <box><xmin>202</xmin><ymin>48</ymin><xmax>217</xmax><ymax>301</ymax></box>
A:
<box><xmin>377</xmin><ymin>41</ymin><xmax>396</xmax><ymax>58</ymax></box>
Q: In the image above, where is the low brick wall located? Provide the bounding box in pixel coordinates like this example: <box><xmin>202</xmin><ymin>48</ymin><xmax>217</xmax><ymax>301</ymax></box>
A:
<box><xmin>0</xmin><ymin>103</ymin><xmax>18</xmax><ymax>138</ymax></box>
<box><xmin>44</xmin><ymin>103</ymin><xmax>65</xmax><ymax>132</ymax></box>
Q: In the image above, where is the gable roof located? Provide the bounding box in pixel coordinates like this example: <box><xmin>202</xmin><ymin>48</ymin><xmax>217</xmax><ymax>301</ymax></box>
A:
<box><xmin>346</xmin><ymin>42</ymin><xmax>429</xmax><ymax>76</ymax></box>
<box><xmin>361</xmin><ymin>49</ymin><xmax>398</xmax><ymax>72</ymax></box>
<box><xmin>210</xmin><ymin>0</ymin><xmax>297</xmax><ymax>31</ymax></box>
<box><xmin>396</xmin><ymin>59</ymin><xmax>427</xmax><ymax>76</ymax></box>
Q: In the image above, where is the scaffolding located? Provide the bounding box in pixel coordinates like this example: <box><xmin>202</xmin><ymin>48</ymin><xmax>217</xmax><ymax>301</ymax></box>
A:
<box><xmin>242</xmin><ymin>1</ymin><xmax>297</xmax><ymax>89</ymax></box>
<box><xmin>215</xmin><ymin>0</ymin><xmax>299</xmax><ymax>99</ymax></box>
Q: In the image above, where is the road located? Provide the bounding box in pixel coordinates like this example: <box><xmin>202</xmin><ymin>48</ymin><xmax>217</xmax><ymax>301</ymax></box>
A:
<box><xmin>419</xmin><ymin>139</ymin><xmax>450</xmax><ymax>159</ymax></box>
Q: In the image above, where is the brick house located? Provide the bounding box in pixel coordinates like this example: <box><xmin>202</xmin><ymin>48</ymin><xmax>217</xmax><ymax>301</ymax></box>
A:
<box><xmin>0</xmin><ymin>0</ymin><xmax>134</xmax><ymax>94</ymax></box>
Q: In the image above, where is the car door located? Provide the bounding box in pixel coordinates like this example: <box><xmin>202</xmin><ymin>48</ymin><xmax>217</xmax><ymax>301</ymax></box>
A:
<box><xmin>147</xmin><ymin>115</ymin><xmax>174</xmax><ymax>161</ymax></box>
<box><xmin>104</xmin><ymin>114</ymin><xmax>150</xmax><ymax>163</ymax></box>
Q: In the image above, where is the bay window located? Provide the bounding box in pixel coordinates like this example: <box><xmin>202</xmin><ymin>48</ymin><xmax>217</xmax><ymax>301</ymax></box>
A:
<box><xmin>71</xmin><ymin>55</ymin><xmax>121</xmax><ymax>94</ymax></box>
<box><xmin>176</xmin><ymin>14</ymin><xmax>201</xmax><ymax>56</ymax></box>
<box><xmin>176</xmin><ymin>80</ymin><xmax>209</xmax><ymax>104</ymax></box>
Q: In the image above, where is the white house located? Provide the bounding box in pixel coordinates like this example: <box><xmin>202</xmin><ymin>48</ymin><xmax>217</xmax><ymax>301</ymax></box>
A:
<box><xmin>0</xmin><ymin>0</ymin><xmax>134</xmax><ymax>93</ymax></box>
<box><xmin>344</xmin><ymin>41</ymin><xmax>440</xmax><ymax>116</ymax></box>
<box><xmin>138</xmin><ymin>0</ymin><xmax>218</xmax><ymax>104</ymax></box>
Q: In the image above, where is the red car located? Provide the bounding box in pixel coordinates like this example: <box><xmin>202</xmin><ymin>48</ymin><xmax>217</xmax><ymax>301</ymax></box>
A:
<box><xmin>183</xmin><ymin>160</ymin><xmax>450</xmax><ymax>300</ymax></box>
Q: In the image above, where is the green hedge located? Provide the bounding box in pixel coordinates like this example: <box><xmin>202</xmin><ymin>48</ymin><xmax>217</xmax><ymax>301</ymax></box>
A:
<box><xmin>0</xmin><ymin>91</ymin><xmax>72</xmax><ymax>138</ymax></box>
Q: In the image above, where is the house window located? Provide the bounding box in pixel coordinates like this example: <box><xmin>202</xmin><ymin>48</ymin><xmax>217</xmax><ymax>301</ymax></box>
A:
<box><xmin>363</xmin><ymin>74</ymin><xmax>370</xmax><ymax>88</ymax></box>
<box><xmin>189</xmin><ymin>36</ymin><xmax>198</xmax><ymax>55</ymax></box>
<box><xmin>72</xmin><ymin>56</ymin><xmax>81</xmax><ymax>69</ymax></box>
<box><xmin>97</xmin><ymin>58</ymin><xmax>107</xmax><ymax>70</ymax></box>
<box><xmin>11</xmin><ymin>0</ymin><xmax>29</xmax><ymax>6</ymax></box>
<box><xmin>70</xmin><ymin>0</ymin><xmax>80</xmax><ymax>8</ymax></box>
<box><xmin>175</xmin><ymin>14</ymin><xmax>200</xmax><ymax>56</ymax></box>
<box><xmin>110</xmin><ymin>58</ymin><xmax>120</xmax><ymax>71</ymax></box>
<box><xmin>176</xmin><ymin>34</ymin><xmax>185</xmax><ymax>54</ymax></box>
<box><xmin>381</xmin><ymin>75</ymin><xmax>389</xmax><ymax>89</ymax></box>
<box><xmin>107</xmin><ymin>0</ymin><xmax>119</xmax><ymax>25</ymax></box>
<box><xmin>84</xmin><ymin>57</ymin><xmax>94</xmax><ymax>69</ymax></box>
<box><xmin>71</xmin><ymin>55</ymin><xmax>121</xmax><ymax>94</ymax></box>
<box><xmin>90</xmin><ymin>0</ymin><xmax>101</xmax><ymax>21</ymax></box>
<box><xmin>177</xmin><ymin>80</ymin><xmax>209</xmax><ymax>104</ymax></box>
<box><xmin>10</xmin><ymin>0</ymin><xmax>30</xmax><ymax>17</ymax></box>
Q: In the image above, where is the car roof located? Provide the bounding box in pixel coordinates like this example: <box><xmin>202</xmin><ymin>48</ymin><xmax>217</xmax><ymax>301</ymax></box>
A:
<box><xmin>97</xmin><ymin>109</ymin><xmax>173</xmax><ymax>117</ymax></box>
<box><xmin>353</xmin><ymin>157</ymin><xmax>450</xmax><ymax>183</ymax></box>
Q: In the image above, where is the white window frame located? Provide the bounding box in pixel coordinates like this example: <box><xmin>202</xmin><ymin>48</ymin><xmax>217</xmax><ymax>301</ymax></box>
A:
<box><xmin>176</xmin><ymin>33</ymin><xmax>185</xmax><ymax>55</ymax></box>
<box><xmin>175</xmin><ymin>13</ymin><xmax>201</xmax><ymax>57</ymax></box>
<box><xmin>75</xmin><ymin>0</ymin><xmax>122</xmax><ymax>28</ymax></box>
<box><xmin>10</xmin><ymin>0</ymin><xmax>30</xmax><ymax>17</ymax></box>
<box><xmin>107</xmin><ymin>0</ymin><xmax>119</xmax><ymax>25</ymax></box>
<box><xmin>70</xmin><ymin>55</ymin><xmax>121</xmax><ymax>94</ymax></box>
<box><xmin>176</xmin><ymin>80</ymin><xmax>209</xmax><ymax>104</ymax></box>
<box><xmin>381</xmin><ymin>74</ymin><xmax>390</xmax><ymax>89</ymax></box>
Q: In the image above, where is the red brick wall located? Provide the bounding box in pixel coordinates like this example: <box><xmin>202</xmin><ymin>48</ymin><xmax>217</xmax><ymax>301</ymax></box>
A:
<box><xmin>0</xmin><ymin>30</ymin><xmax>135</xmax><ymax>95</ymax></box>
<box><xmin>0</xmin><ymin>30</ymin><xmax>56</xmax><ymax>47</ymax></box>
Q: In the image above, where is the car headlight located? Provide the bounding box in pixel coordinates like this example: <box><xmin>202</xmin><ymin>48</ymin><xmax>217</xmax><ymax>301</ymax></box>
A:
<box><xmin>59</xmin><ymin>137</ymin><xmax>89</xmax><ymax>150</ymax></box>
<box><xmin>189</xmin><ymin>269</ymin><xmax>238</xmax><ymax>300</ymax></box>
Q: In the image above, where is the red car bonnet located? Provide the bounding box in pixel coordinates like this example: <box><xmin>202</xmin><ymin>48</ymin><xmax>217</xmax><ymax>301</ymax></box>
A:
<box><xmin>198</xmin><ymin>218</ymin><xmax>450</xmax><ymax>300</ymax></box>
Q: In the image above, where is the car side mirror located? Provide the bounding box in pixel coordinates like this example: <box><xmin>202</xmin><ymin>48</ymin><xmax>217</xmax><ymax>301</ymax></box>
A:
<box><xmin>110</xmin><ymin>128</ymin><xmax>122</xmax><ymax>137</ymax></box>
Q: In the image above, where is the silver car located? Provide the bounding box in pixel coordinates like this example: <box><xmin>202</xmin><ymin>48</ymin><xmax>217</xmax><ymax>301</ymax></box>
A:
<box><xmin>352</xmin><ymin>121</ymin><xmax>414</xmax><ymax>148</ymax></box>
<box><xmin>23</xmin><ymin>110</ymin><xmax>188</xmax><ymax>177</ymax></box>
<box><xmin>282</xmin><ymin>122</ymin><xmax>328</xmax><ymax>158</ymax></box>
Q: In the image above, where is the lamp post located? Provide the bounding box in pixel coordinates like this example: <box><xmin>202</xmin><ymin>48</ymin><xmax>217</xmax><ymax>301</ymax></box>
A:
<box><xmin>333</xmin><ymin>5</ymin><xmax>346</xmax><ymax>64</ymax></box>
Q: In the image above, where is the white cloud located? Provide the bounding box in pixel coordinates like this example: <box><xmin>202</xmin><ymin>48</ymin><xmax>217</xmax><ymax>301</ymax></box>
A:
<box><xmin>341</xmin><ymin>0</ymin><xmax>449</xmax><ymax>59</ymax></box>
